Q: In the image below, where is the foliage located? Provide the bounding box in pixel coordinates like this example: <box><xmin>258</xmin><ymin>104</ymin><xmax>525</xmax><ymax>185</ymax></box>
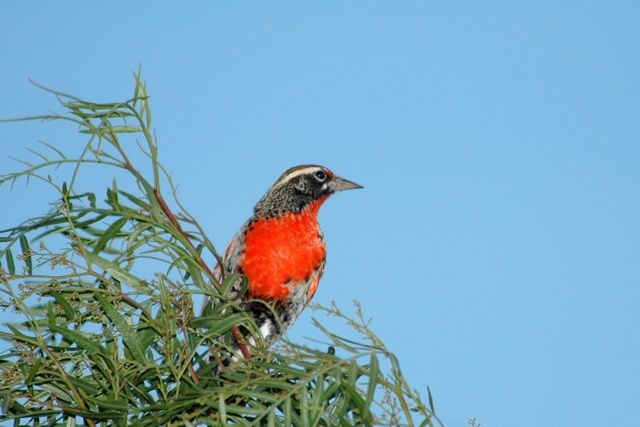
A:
<box><xmin>0</xmin><ymin>74</ymin><xmax>443</xmax><ymax>426</ymax></box>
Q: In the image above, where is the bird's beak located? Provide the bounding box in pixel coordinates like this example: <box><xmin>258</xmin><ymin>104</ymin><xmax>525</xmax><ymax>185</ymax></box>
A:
<box><xmin>329</xmin><ymin>175</ymin><xmax>363</xmax><ymax>192</ymax></box>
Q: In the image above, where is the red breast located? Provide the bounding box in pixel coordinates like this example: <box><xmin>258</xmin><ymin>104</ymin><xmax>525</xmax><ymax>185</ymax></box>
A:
<box><xmin>241</xmin><ymin>196</ymin><xmax>328</xmax><ymax>300</ymax></box>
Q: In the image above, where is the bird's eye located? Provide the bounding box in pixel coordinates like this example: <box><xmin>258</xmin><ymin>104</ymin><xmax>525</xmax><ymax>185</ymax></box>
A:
<box><xmin>315</xmin><ymin>170</ymin><xmax>327</xmax><ymax>181</ymax></box>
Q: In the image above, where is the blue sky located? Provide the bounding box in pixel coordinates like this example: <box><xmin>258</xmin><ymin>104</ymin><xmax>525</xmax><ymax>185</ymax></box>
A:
<box><xmin>1</xmin><ymin>2</ymin><xmax>639</xmax><ymax>426</ymax></box>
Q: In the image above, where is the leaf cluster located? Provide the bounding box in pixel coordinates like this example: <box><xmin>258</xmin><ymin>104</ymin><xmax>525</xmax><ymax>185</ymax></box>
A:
<box><xmin>0</xmin><ymin>74</ymin><xmax>443</xmax><ymax>426</ymax></box>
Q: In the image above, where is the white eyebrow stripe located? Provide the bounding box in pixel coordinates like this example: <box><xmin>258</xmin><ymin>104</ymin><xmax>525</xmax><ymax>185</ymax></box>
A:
<box><xmin>272</xmin><ymin>166</ymin><xmax>321</xmax><ymax>188</ymax></box>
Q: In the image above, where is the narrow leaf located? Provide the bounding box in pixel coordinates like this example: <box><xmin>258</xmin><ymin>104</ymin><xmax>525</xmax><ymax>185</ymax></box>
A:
<box><xmin>37</xmin><ymin>140</ymin><xmax>67</xmax><ymax>159</ymax></box>
<box><xmin>25</xmin><ymin>359</ymin><xmax>43</xmax><ymax>385</ymax></box>
<box><xmin>283</xmin><ymin>396</ymin><xmax>292</xmax><ymax>427</ymax></box>
<box><xmin>190</xmin><ymin>313</ymin><xmax>248</xmax><ymax>338</ymax></box>
<box><xmin>4</xmin><ymin>249</ymin><xmax>15</xmax><ymax>275</ymax></box>
<box><xmin>25</xmin><ymin>146</ymin><xmax>49</xmax><ymax>162</ymax></box>
<box><xmin>427</xmin><ymin>386</ymin><xmax>435</xmax><ymax>413</ymax></box>
<box><xmin>95</xmin><ymin>293</ymin><xmax>147</xmax><ymax>364</ymax></box>
<box><xmin>118</xmin><ymin>190</ymin><xmax>150</xmax><ymax>209</ymax></box>
<box><xmin>50</xmin><ymin>324</ymin><xmax>105</xmax><ymax>355</ymax></box>
<box><xmin>362</xmin><ymin>353</ymin><xmax>379</xmax><ymax>423</ymax></box>
<box><xmin>92</xmin><ymin>217</ymin><xmax>128</xmax><ymax>254</ymax></box>
<box><xmin>219</xmin><ymin>394</ymin><xmax>227</xmax><ymax>424</ymax></box>
<box><xmin>299</xmin><ymin>384</ymin><xmax>309</xmax><ymax>427</ymax></box>
<box><xmin>19</xmin><ymin>234</ymin><xmax>32</xmax><ymax>275</ymax></box>
<box><xmin>84</xmin><ymin>251</ymin><xmax>149</xmax><ymax>294</ymax></box>
<box><xmin>48</xmin><ymin>291</ymin><xmax>75</xmax><ymax>320</ymax></box>
<box><xmin>106</xmin><ymin>183</ymin><xmax>120</xmax><ymax>210</ymax></box>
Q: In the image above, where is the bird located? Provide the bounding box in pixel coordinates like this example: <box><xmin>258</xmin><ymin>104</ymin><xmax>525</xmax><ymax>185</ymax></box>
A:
<box><xmin>212</xmin><ymin>164</ymin><xmax>362</xmax><ymax>353</ymax></box>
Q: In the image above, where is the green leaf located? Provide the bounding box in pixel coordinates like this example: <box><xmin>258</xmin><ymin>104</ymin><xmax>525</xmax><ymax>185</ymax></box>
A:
<box><xmin>80</xmin><ymin>125</ymin><xmax>142</xmax><ymax>134</ymax></box>
<box><xmin>37</xmin><ymin>140</ymin><xmax>67</xmax><ymax>159</ymax></box>
<box><xmin>84</xmin><ymin>251</ymin><xmax>149</xmax><ymax>294</ymax></box>
<box><xmin>311</xmin><ymin>318</ymin><xmax>360</xmax><ymax>353</ymax></box>
<box><xmin>95</xmin><ymin>293</ymin><xmax>147</xmax><ymax>364</ymax></box>
<box><xmin>87</xmin><ymin>192</ymin><xmax>97</xmax><ymax>208</ymax></box>
<box><xmin>50</xmin><ymin>323</ymin><xmax>105</xmax><ymax>356</ymax></box>
<box><xmin>135</xmin><ymin>326</ymin><xmax>157</xmax><ymax>353</ymax></box>
<box><xmin>283</xmin><ymin>396</ymin><xmax>292</xmax><ymax>427</ymax></box>
<box><xmin>310</xmin><ymin>373</ymin><xmax>326</xmax><ymax>417</ymax></box>
<box><xmin>232</xmin><ymin>390</ymin><xmax>279</xmax><ymax>403</ymax></box>
<box><xmin>190</xmin><ymin>313</ymin><xmax>248</xmax><ymax>338</ymax></box>
<box><xmin>218</xmin><ymin>393</ymin><xmax>227</xmax><ymax>424</ymax></box>
<box><xmin>5</xmin><ymin>323</ymin><xmax>31</xmax><ymax>340</ymax></box>
<box><xmin>299</xmin><ymin>380</ymin><xmax>309</xmax><ymax>427</ymax></box>
<box><xmin>118</xmin><ymin>190</ymin><xmax>150</xmax><ymax>209</ymax></box>
<box><xmin>250</xmin><ymin>378</ymin><xmax>295</xmax><ymax>391</ymax></box>
<box><xmin>48</xmin><ymin>291</ymin><xmax>75</xmax><ymax>320</ymax></box>
<box><xmin>221</xmin><ymin>273</ymin><xmax>244</xmax><ymax>297</ymax></box>
<box><xmin>19</xmin><ymin>234</ymin><xmax>32</xmax><ymax>275</ymax></box>
<box><xmin>428</xmin><ymin>386</ymin><xmax>435</xmax><ymax>413</ymax></box>
<box><xmin>106</xmin><ymin>183</ymin><xmax>120</xmax><ymax>210</ymax></box>
<box><xmin>92</xmin><ymin>217</ymin><xmax>128</xmax><ymax>254</ymax></box>
<box><xmin>362</xmin><ymin>353</ymin><xmax>379</xmax><ymax>423</ymax></box>
<box><xmin>320</xmin><ymin>379</ymin><xmax>341</xmax><ymax>402</ymax></box>
<box><xmin>4</xmin><ymin>249</ymin><xmax>15</xmax><ymax>275</ymax></box>
<box><xmin>92</xmin><ymin>397</ymin><xmax>128</xmax><ymax>411</ymax></box>
<box><xmin>267</xmin><ymin>407</ymin><xmax>276</xmax><ymax>427</ymax></box>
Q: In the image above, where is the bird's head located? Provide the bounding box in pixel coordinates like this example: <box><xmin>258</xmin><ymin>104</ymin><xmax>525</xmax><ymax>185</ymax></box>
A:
<box><xmin>254</xmin><ymin>165</ymin><xmax>362</xmax><ymax>218</ymax></box>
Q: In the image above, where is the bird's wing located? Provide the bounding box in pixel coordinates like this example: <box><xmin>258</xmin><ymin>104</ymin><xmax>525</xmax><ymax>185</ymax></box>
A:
<box><xmin>200</xmin><ymin>223</ymin><xmax>248</xmax><ymax>315</ymax></box>
<box><xmin>305</xmin><ymin>257</ymin><xmax>325</xmax><ymax>302</ymax></box>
